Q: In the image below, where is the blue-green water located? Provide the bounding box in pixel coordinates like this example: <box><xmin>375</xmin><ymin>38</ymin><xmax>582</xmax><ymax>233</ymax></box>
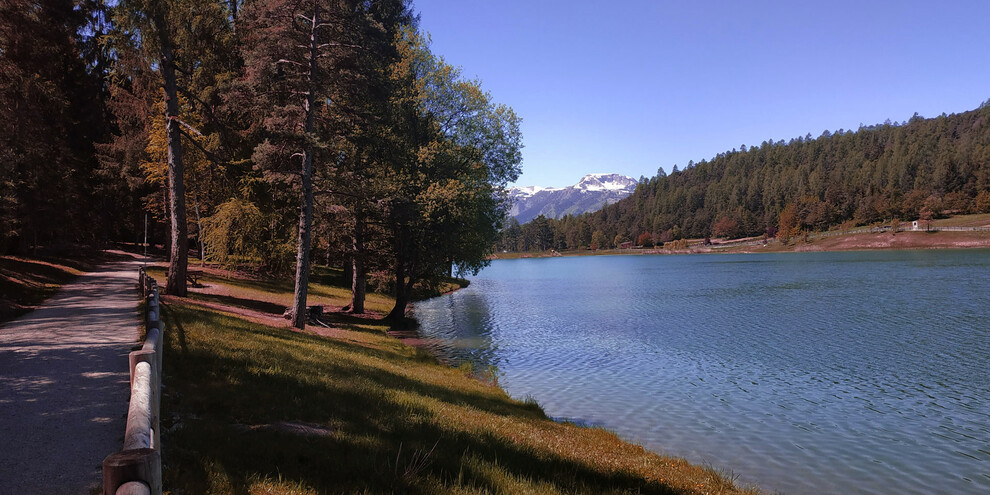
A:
<box><xmin>413</xmin><ymin>250</ymin><xmax>990</xmax><ymax>494</ymax></box>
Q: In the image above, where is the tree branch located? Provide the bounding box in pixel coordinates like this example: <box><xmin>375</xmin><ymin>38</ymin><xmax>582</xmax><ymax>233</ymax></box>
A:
<box><xmin>276</xmin><ymin>58</ymin><xmax>307</xmax><ymax>67</ymax></box>
<box><xmin>317</xmin><ymin>42</ymin><xmax>361</xmax><ymax>49</ymax></box>
<box><xmin>314</xmin><ymin>189</ymin><xmax>368</xmax><ymax>200</ymax></box>
<box><xmin>178</xmin><ymin>129</ymin><xmax>233</xmax><ymax>185</ymax></box>
<box><xmin>169</xmin><ymin>115</ymin><xmax>203</xmax><ymax>137</ymax></box>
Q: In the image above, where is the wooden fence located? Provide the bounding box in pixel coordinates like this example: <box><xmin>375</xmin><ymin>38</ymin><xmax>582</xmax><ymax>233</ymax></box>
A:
<box><xmin>101</xmin><ymin>268</ymin><xmax>163</xmax><ymax>495</ymax></box>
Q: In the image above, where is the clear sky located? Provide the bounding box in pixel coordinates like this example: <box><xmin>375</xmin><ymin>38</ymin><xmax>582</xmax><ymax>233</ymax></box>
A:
<box><xmin>412</xmin><ymin>0</ymin><xmax>990</xmax><ymax>188</ymax></box>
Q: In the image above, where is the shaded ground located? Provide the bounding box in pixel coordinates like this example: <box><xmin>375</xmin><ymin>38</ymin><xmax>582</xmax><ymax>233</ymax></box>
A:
<box><xmin>159</xmin><ymin>302</ymin><xmax>753</xmax><ymax>495</ymax></box>
<box><xmin>149</xmin><ymin>266</ymin><xmax>756</xmax><ymax>495</ymax></box>
<box><xmin>0</xmin><ymin>251</ymin><xmax>139</xmax><ymax>324</ymax></box>
<box><xmin>0</xmin><ymin>253</ymin><xmax>143</xmax><ymax>494</ymax></box>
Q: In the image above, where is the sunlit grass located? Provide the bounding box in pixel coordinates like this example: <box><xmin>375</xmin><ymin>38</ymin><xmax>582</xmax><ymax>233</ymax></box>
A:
<box><xmin>930</xmin><ymin>213</ymin><xmax>990</xmax><ymax>227</ymax></box>
<box><xmin>158</xmin><ymin>268</ymin><xmax>758</xmax><ymax>494</ymax></box>
<box><xmin>145</xmin><ymin>265</ymin><xmax>394</xmax><ymax>315</ymax></box>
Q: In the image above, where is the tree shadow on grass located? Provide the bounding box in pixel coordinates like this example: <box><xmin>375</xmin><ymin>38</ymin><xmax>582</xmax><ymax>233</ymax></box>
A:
<box><xmin>164</xmin><ymin>353</ymin><xmax>685</xmax><ymax>495</ymax></box>
<box><xmin>161</xmin><ymin>303</ymin><xmax>695</xmax><ymax>495</ymax></box>
<box><xmin>188</xmin><ymin>292</ymin><xmax>287</xmax><ymax>316</ymax></box>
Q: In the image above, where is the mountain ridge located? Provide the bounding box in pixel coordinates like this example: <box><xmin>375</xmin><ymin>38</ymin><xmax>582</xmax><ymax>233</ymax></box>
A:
<box><xmin>508</xmin><ymin>173</ymin><xmax>638</xmax><ymax>223</ymax></box>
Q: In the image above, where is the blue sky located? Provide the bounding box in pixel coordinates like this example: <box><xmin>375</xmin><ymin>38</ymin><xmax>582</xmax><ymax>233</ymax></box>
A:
<box><xmin>413</xmin><ymin>0</ymin><xmax>990</xmax><ymax>188</ymax></box>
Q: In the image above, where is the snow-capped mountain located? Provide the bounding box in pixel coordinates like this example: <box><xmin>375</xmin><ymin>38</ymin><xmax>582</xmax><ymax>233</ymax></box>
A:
<box><xmin>508</xmin><ymin>173</ymin><xmax>638</xmax><ymax>223</ymax></box>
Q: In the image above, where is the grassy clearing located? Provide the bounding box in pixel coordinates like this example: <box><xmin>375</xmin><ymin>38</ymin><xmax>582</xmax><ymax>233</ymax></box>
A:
<box><xmin>157</xmin><ymin>269</ymin><xmax>757</xmax><ymax>494</ymax></box>
<box><xmin>146</xmin><ymin>264</ymin><xmax>395</xmax><ymax>316</ymax></box>
<box><xmin>930</xmin><ymin>213</ymin><xmax>990</xmax><ymax>227</ymax></box>
<box><xmin>0</xmin><ymin>252</ymin><xmax>111</xmax><ymax>323</ymax></box>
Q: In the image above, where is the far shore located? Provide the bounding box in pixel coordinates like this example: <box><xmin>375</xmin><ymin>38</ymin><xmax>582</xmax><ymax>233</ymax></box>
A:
<box><xmin>492</xmin><ymin>221</ymin><xmax>990</xmax><ymax>260</ymax></box>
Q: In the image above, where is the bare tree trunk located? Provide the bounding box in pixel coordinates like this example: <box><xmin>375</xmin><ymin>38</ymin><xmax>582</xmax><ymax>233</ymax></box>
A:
<box><xmin>386</xmin><ymin>261</ymin><xmax>407</xmax><ymax>323</ymax></box>
<box><xmin>291</xmin><ymin>148</ymin><xmax>314</xmax><ymax>328</ymax></box>
<box><xmin>349</xmin><ymin>210</ymin><xmax>366</xmax><ymax>313</ymax></box>
<box><xmin>162</xmin><ymin>187</ymin><xmax>170</xmax><ymax>256</ymax></box>
<box><xmin>154</xmin><ymin>11</ymin><xmax>187</xmax><ymax>297</ymax></box>
<box><xmin>194</xmin><ymin>193</ymin><xmax>205</xmax><ymax>267</ymax></box>
<box><xmin>290</xmin><ymin>4</ymin><xmax>320</xmax><ymax>329</ymax></box>
<box><xmin>386</xmin><ymin>232</ymin><xmax>414</xmax><ymax>326</ymax></box>
<box><xmin>388</xmin><ymin>272</ymin><xmax>415</xmax><ymax>328</ymax></box>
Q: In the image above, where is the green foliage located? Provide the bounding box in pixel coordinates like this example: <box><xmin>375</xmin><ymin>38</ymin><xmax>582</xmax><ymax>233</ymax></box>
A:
<box><xmin>201</xmin><ymin>198</ymin><xmax>264</xmax><ymax>266</ymax></box>
<box><xmin>0</xmin><ymin>1</ymin><xmax>111</xmax><ymax>253</ymax></box>
<box><xmin>590</xmin><ymin>230</ymin><xmax>605</xmax><ymax>251</ymax></box>
<box><xmin>975</xmin><ymin>190</ymin><xmax>990</xmax><ymax>213</ymax></box>
<box><xmin>506</xmin><ymin>105</ymin><xmax>990</xmax><ymax>249</ymax></box>
<box><xmin>380</xmin><ymin>29</ymin><xmax>523</xmax><ymax>319</ymax></box>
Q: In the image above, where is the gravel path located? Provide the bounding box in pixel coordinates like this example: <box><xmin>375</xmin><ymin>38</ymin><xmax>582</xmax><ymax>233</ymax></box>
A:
<box><xmin>0</xmin><ymin>257</ymin><xmax>143</xmax><ymax>494</ymax></box>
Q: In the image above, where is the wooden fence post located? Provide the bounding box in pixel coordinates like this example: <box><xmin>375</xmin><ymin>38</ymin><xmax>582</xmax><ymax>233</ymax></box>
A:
<box><xmin>102</xmin><ymin>448</ymin><xmax>160</xmax><ymax>495</ymax></box>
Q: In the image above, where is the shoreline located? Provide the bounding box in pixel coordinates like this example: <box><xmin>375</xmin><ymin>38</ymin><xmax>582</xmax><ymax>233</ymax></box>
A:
<box><xmin>492</xmin><ymin>228</ymin><xmax>990</xmax><ymax>259</ymax></box>
<box><xmin>143</xmin><ymin>264</ymin><xmax>758</xmax><ymax>494</ymax></box>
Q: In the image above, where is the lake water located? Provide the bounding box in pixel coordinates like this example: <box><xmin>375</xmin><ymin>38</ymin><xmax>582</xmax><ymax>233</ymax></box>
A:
<box><xmin>413</xmin><ymin>250</ymin><xmax>990</xmax><ymax>494</ymax></box>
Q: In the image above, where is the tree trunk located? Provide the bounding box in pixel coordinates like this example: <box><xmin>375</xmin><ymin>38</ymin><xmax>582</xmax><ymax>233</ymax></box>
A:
<box><xmin>349</xmin><ymin>210</ymin><xmax>366</xmax><ymax>313</ymax></box>
<box><xmin>162</xmin><ymin>187</ymin><xmax>170</xmax><ymax>257</ymax></box>
<box><xmin>290</xmin><ymin>4</ymin><xmax>320</xmax><ymax>330</ymax></box>
<box><xmin>387</xmin><ymin>263</ymin><xmax>408</xmax><ymax>323</ymax></box>
<box><xmin>386</xmin><ymin>236</ymin><xmax>416</xmax><ymax>326</ymax></box>
<box><xmin>194</xmin><ymin>193</ymin><xmax>205</xmax><ymax>267</ymax></box>
<box><xmin>291</xmin><ymin>145</ymin><xmax>314</xmax><ymax>328</ymax></box>
<box><xmin>154</xmin><ymin>12</ymin><xmax>187</xmax><ymax>297</ymax></box>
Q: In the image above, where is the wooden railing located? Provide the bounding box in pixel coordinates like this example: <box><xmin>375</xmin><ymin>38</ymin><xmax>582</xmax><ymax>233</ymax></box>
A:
<box><xmin>102</xmin><ymin>268</ymin><xmax>163</xmax><ymax>495</ymax></box>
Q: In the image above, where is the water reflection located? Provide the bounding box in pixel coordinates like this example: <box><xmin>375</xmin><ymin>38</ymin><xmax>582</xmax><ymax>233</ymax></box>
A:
<box><xmin>413</xmin><ymin>250</ymin><xmax>990</xmax><ymax>495</ymax></box>
<box><xmin>413</xmin><ymin>287</ymin><xmax>502</xmax><ymax>370</ymax></box>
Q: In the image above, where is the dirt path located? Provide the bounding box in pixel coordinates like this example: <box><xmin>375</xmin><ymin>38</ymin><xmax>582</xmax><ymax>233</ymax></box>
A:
<box><xmin>0</xmin><ymin>255</ymin><xmax>143</xmax><ymax>494</ymax></box>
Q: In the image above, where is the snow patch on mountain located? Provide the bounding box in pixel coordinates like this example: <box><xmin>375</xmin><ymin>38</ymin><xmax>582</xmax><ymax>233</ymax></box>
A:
<box><xmin>575</xmin><ymin>173</ymin><xmax>637</xmax><ymax>192</ymax></box>
<box><xmin>512</xmin><ymin>185</ymin><xmax>562</xmax><ymax>198</ymax></box>
<box><xmin>508</xmin><ymin>174</ymin><xmax>638</xmax><ymax>224</ymax></box>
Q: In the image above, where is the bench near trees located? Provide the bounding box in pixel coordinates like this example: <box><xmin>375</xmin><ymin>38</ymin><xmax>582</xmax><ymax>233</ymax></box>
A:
<box><xmin>165</xmin><ymin>269</ymin><xmax>202</xmax><ymax>286</ymax></box>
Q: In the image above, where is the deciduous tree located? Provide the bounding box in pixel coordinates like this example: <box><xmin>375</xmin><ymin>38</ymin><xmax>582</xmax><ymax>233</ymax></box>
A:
<box><xmin>382</xmin><ymin>29</ymin><xmax>522</xmax><ymax>323</ymax></box>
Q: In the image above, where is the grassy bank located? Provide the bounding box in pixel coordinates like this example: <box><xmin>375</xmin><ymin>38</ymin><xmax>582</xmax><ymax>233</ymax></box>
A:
<box><xmin>153</xmin><ymin>267</ymin><xmax>757</xmax><ymax>494</ymax></box>
<box><xmin>0</xmin><ymin>251</ymin><xmax>119</xmax><ymax>324</ymax></box>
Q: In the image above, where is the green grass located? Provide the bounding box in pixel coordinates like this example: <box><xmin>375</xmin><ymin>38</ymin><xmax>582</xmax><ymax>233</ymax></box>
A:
<box><xmin>930</xmin><ymin>213</ymin><xmax>990</xmax><ymax>227</ymax></box>
<box><xmin>145</xmin><ymin>265</ymin><xmax>395</xmax><ymax>315</ymax></box>
<box><xmin>158</xmin><ymin>270</ymin><xmax>758</xmax><ymax>494</ymax></box>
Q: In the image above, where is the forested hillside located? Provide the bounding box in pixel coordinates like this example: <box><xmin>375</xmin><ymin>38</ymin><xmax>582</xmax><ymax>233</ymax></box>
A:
<box><xmin>1</xmin><ymin>0</ymin><xmax>521</xmax><ymax>325</ymax></box>
<box><xmin>502</xmin><ymin>104</ymin><xmax>990</xmax><ymax>251</ymax></box>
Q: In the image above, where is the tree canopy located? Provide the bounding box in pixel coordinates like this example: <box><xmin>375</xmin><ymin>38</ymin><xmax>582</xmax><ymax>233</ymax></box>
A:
<box><xmin>1</xmin><ymin>0</ymin><xmax>522</xmax><ymax>325</ymax></box>
<box><xmin>503</xmin><ymin>104</ymin><xmax>990</xmax><ymax>252</ymax></box>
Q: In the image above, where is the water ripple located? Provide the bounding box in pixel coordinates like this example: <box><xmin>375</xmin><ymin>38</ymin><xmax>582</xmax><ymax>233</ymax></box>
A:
<box><xmin>414</xmin><ymin>250</ymin><xmax>990</xmax><ymax>495</ymax></box>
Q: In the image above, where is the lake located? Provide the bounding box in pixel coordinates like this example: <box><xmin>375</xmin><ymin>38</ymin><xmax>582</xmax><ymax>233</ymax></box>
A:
<box><xmin>413</xmin><ymin>250</ymin><xmax>990</xmax><ymax>494</ymax></box>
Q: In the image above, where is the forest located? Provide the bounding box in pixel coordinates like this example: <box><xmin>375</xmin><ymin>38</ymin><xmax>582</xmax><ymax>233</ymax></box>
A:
<box><xmin>0</xmin><ymin>0</ymin><xmax>522</xmax><ymax>327</ymax></box>
<box><xmin>500</xmin><ymin>103</ymin><xmax>990</xmax><ymax>252</ymax></box>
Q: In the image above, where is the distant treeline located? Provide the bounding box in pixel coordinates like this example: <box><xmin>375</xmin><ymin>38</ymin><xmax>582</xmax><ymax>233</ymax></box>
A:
<box><xmin>502</xmin><ymin>104</ymin><xmax>990</xmax><ymax>252</ymax></box>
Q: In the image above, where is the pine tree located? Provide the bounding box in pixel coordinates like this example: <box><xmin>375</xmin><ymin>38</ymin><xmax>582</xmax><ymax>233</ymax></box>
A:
<box><xmin>0</xmin><ymin>0</ymin><xmax>107</xmax><ymax>253</ymax></box>
<box><xmin>239</xmin><ymin>0</ymin><xmax>364</xmax><ymax>328</ymax></box>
